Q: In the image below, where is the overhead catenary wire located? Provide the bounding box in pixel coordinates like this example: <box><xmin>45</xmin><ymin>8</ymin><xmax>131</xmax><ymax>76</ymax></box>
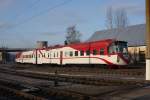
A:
<box><xmin>0</xmin><ymin>0</ymin><xmax>41</xmax><ymax>47</ymax></box>
<box><xmin>6</xmin><ymin>0</ymin><xmax>73</xmax><ymax>31</ymax></box>
<box><xmin>0</xmin><ymin>0</ymin><xmax>41</xmax><ymax>31</ymax></box>
<box><xmin>12</xmin><ymin>0</ymin><xmax>41</xmax><ymax>20</ymax></box>
<box><xmin>0</xmin><ymin>0</ymin><xmax>72</xmax><ymax>47</ymax></box>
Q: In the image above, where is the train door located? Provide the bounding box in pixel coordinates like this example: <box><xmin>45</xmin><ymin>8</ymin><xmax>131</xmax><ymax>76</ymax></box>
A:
<box><xmin>49</xmin><ymin>51</ymin><xmax>51</xmax><ymax>64</ymax></box>
<box><xmin>139</xmin><ymin>51</ymin><xmax>145</xmax><ymax>62</ymax></box>
<box><xmin>60</xmin><ymin>51</ymin><xmax>63</xmax><ymax>65</ymax></box>
<box><xmin>35</xmin><ymin>49</ymin><xmax>37</xmax><ymax>64</ymax></box>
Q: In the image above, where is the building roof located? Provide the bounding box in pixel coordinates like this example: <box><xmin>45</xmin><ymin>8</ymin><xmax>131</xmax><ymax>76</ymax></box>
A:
<box><xmin>88</xmin><ymin>24</ymin><xmax>146</xmax><ymax>46</ymax></box>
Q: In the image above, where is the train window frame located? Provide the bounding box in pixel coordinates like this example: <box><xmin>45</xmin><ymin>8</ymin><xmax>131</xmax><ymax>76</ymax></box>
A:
<box><xmin>75</xmin><ymin>51</ymin><xmax>78</xmax><ymax>56</ymax></box>
<box><xmin>80</xmin><ymin>50</ymin><xmax>84</xmax><ymax>56</ymax></box>
<box><xmin>86</xmin><ymin>50</ymin><xmax>90</xmax><ymax>56</ymax></box>
<box><xmin>93</xmin><ymin>49</ymin><xmax>98</xmax><ymax>55</ymax></box>
<box><xmin>100</xmin><ymin>48</ymin><xmax>105</xmax><ymax>55</ymax></box>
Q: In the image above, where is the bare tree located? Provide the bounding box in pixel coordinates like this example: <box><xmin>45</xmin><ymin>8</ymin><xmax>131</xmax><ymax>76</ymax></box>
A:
<box><xmin>106</xmin><ymin>7</ymin><xmax>113</xmax><ymax>30</ymax></box>
<box><xmin>114</xmin><ymin>8</ymin><xmax>129</xmax><ymax>29</ymax></box>
<box><xmin>65</xmin><ymin>25</ymin><xmax>81</xmax><ymax>44</ymax></box>
<box><xmin>105</xmin><ymin>7</ymin><xmax>129</xmax><ymax>30</ymax></box>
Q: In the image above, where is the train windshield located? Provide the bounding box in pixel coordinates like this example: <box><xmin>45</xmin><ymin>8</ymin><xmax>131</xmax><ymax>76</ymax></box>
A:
<box><xmin>109</xmin><ymin>41</ymin><xmax>128</xmax><ymax>55</ymax></box>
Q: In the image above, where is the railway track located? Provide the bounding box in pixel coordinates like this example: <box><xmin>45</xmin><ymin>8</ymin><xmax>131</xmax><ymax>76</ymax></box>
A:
<box><xmin>0</xmin><ymin>65</ymin><xmax>149</xmax><ymax>100</ymax></box>
<box><xmin>0</xmin><ymin>78</ymin><xmax>46</xmax><ymax>100</ymax></box>
<box><xmin>0</xmin><ymin>67</ymin><xmax>149</xmax><ymax>86</ymax></box>
<box><xmin>0</xmin><ymin>77</ymin><xmax>149</xmax><ymax>100</ymax></box>
<box><xmin>0</xmin><ymin>73</ymin><xmax>96</xmax><ymax>100</ymax></box>
<box><xmin>2</xmin><ymin>64</ymin><xmax>145</xmax><ymax>77</ymax></box>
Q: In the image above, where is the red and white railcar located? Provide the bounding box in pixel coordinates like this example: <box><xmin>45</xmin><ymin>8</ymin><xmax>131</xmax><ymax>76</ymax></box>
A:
<box><xmin>16</xmin><ymin>39</ymin><xmax>129</xmax><ymax>67</ymax></box>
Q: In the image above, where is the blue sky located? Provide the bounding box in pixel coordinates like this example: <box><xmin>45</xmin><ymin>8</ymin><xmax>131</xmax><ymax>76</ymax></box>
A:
<box><xmin>0</xmin><ymin>0</ymin><xmax>145</xmax><ymax>48</ymax></box>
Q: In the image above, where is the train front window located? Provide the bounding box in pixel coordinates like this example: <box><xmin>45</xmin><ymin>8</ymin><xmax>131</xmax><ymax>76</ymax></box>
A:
<box><xmin>115</xmin><ymin>42</ymin><xmax>128</xmax><ymax>55</ymax></box>
<box><xmin>109</xmin><ymin>41</ymin><xmax>128</xmax><ymax>55</ymax></box>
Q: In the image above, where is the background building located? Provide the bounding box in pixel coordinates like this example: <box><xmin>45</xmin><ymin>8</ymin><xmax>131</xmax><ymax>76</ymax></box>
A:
<box><xmin>0</xmin><ymin>51</ymin><xmax>10</xmax><ymax>64</ymax></box>
<box><xmin>88</xmin><ymin>24</ymin><xmax>146</xmax><ymax>63</ymax></box>
<box><xmin>36</xmin><ymin>41</ymin><xmax>48</xmax><ymax>48</ymax></box>
<box><xmin>0</xmin><ymin>52</ymin><xmax>3</xmax><ymax>63</ymax></box>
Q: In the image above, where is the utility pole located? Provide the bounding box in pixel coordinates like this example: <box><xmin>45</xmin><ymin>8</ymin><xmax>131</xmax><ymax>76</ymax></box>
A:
<box><xmin>146</xmin><ymin>0</ymin><xmax>150</xmax><ymax>80</ymax></box>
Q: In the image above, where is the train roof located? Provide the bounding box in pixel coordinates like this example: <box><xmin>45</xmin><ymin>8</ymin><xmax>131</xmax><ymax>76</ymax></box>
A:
<box><xmin>38</xmin><ymin>39</ymin><xmax>126</xmax><ymax>50</ymax></box>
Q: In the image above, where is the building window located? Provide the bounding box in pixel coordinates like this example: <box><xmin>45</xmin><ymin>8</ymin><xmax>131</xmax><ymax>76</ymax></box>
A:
<box><xmin>86</xmin><ymin>50</ymin><xmax>90</xmax><ymax>56</ymax></box>
<box><xmin>93</xmin><ymin>49</ymin><xmax>98</xmax><ymax>55</ymax></box>
<box><xmin>75</xmin><ymin>51</ymin><xmax>78</xmax><ymax>56</ymax></box>
<box><xmin>38</xmin><ymin>54</ymin><xmax>40</xmax><ymax>58</ymax></box>
<box><xmin>70</xmin><ymin>51</ymin><xmax>73</xmax><ymax>56</ymax></box>
<box><xmin>100</xmin><ymin>48</ymin><xmax>104</xmax><ymax>55</ymax></box>
<box><xmin>80</xmin><ymin>50</ymin><xmax>84</xmax><ymax>56</ymax></box>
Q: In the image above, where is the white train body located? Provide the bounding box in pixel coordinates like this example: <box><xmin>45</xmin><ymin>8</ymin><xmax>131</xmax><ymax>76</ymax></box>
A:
<box><xmin>16</xmin><ymin>39</ymin><xmax>129</xmax><ymax>67</ymax></box>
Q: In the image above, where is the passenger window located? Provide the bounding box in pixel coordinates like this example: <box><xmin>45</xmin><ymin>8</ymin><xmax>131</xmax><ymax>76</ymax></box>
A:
<box><xmin>65</xmin><ymin>52</ymin><xmax>68</xmax><ymax>57</ymax></box>
<box><xmin>100</xmin><ymin>48</ymin><xmax>104</xmax><ymax>55</ymax></box>
<box><xmin>54</xmin><ymin>53</ymin><xmax>55</xmax><ymax>58</ymax></box>
<box><xmin>43</xmin><ymin>54</ymin><xmax>45</xmax><ymax>57</ymax></box>
<box><xmin>93</xmin><ymin>49</ymin><xmax>98</xmax><ymax>55</ymax></box>
<box><xmin>80</xmin><ymin>50</ymin><xmax>84</xmax><ymax>56</ymax></box>
<box><xmin>70</xmin><ymin>51</ymin><xmax>73</xmax><ymax>56</ymax></box>
<box><xmin>57</xmin><ymin>52</ymin><xmax>59</xmax><ymax>57</ymax></box>
<box><xmin>75</xmin><ymin>51</ymin><xmax>78</xmax><ymax>56</ymax></box>
<box><xmin>86</xmin><ymin>50</ymin><xmax>90</xmax><ymax>56</ymax></box>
